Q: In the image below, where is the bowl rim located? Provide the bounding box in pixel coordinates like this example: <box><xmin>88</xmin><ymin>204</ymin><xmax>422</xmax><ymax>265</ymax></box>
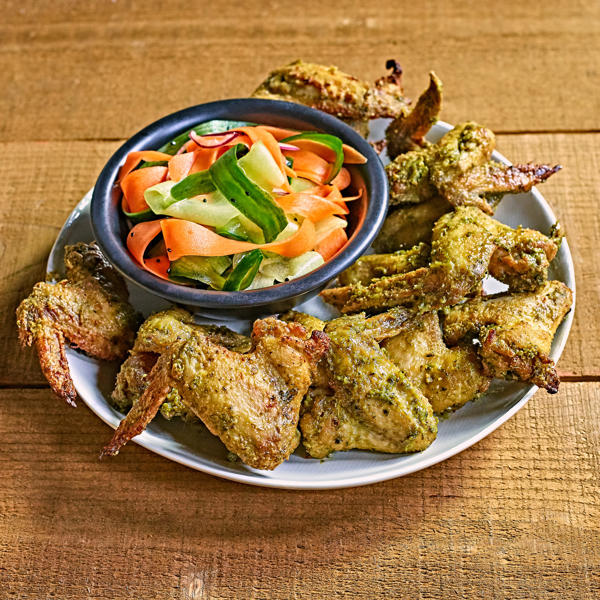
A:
<box><xmin>90</xmin><ymin>98</ymin><xmax>388</xmax><ymax>308</ymax></box>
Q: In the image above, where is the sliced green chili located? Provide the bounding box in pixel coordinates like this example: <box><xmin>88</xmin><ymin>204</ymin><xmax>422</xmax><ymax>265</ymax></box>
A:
<box><xmin>222</xmin><ymin>250</ymin><xmax>263</xmax><ymax>291</ymax></box>
<box><xmin>171</xmin><ymin>170</ymin><xmax>215</xmax><ymax>200</ymax></box>
<box><xmin>122</xmin><ymin>207</ymin><xmax>155</xmax><ymax>223</ymax></box>
<box><xmin>209</xmin><ymin>145</ymin><xmax>287</xmax><ymax>243</ymax></box>
<box><xmin>281</xmin><ymin>132</ymin><xmax>344</xmax><ymax>183</ymax></box>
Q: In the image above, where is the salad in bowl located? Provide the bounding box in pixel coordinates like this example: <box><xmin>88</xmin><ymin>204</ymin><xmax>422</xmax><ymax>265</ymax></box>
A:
<box><xmin>119</xmin><ymin>121</ymin><xmax>367</xmax><ymax>291</ymax></box>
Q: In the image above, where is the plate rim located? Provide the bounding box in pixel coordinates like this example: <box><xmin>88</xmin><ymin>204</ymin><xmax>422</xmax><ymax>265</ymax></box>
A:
<box><xmin>49</xmin><ymin>120</ymin><xmax>576</xmax><ymax>490</ymax></box>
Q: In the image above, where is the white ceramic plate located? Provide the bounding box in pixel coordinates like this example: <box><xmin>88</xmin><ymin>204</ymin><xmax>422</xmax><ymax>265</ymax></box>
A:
<box><xmin>49</xmin><ymin>120</ymin><xmax>575</xmax><ymax>489</ymax></box>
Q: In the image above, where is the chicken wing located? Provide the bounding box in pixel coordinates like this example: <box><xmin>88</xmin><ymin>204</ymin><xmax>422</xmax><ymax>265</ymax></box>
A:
<box><xmin>372</xmin><ymin>196</ymin><xmax>450</xmax><ymax>252</ymax></box>
<box><xmin>443</xmin><ymin>280</ymin><xmax>573</xmax><ymax>393</ymax></box>
<box><xmin>321</xmin><ymin>207</ymin><xmax>561</xmax><ymax>313</ymax></box>
<box><xmin>337</xmin><ymin>243</ymin><xmax>430</xmax><ymax>286</ymax></box>
<box><xmin>111</xmin><ymin>307</ymin><xmax>251</xmax><ymax>414</ymax></box>
<box><xmin>16</xmin><ymin>242</ymin><xmax>140</xmax><ymax>406</ymax></box>
<box><xmin>382</xmin><ymin>312</ymin><xmax>491</xmax><ymax>414</ymax></box>
<box><xmin>385</xmin><ymin>72</ymin><xmax>443</xmax><ymax>159</ymax></box>
<box><xmin>252</xmin><ymin>59</ymin><xmax>409</xmax><ymax>136</ymax></box>
<box><xmin>300</xmin><ymin>313</ymin><xmax>437</xmax><ymax>458</ymax></box>
<box><xmin>102</xmin><ymin>318</ymin><xmax>329</xmax><ymax>470</ymax></box>
<box><xmin>387</xmin><ymin>122</ymin><xmax>560</xmax><ymax>214</ymax></box>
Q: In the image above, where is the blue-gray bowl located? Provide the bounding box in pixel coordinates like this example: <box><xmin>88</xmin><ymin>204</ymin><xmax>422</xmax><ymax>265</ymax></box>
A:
<box><xmin>90</xmin><ymin>98</ymin><xmax>388</xmax><ymax>317</ymax></box>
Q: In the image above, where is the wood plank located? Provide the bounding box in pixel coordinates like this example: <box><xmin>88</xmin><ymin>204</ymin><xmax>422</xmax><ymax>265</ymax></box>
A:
<box><xmin>0</xmin><ymin>133</ymin><xmax>596</xmax><ymax>385</ymax></box>
<box><xmin>1</xmin><ymin>1</ymin><xmax>599</xmax><ymax>141</ymax></box>
<box><xmin>0</xmin><ymin>383</ymin><xmax>598</xmax><ymax>598</ymax></box>
<box><xmin>495</xmin><ymin>133</ymin><xmax>600</xmax><ymax>378</ymax></box>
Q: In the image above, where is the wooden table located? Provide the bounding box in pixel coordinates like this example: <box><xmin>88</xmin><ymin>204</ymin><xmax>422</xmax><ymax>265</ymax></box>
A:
<box><xmin>1</xmin><ymin>2</ymin><xmax>598</xmax><ymax>598</ymax></box>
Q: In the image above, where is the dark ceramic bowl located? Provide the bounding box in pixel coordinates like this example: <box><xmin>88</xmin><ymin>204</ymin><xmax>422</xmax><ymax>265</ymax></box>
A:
<box><xmin>91</xmin><ymin>98</ymin><xmax>388</xmax><ymax>317</ymax></box>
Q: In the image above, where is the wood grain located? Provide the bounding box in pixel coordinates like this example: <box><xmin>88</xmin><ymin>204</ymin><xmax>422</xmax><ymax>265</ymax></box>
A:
<box><xmin>0</xmin><ymin>134</ymin><xmax>596</xmax><ymax>385</ymax></box>
<box><xmin>1</xmin><ymin>1</ymin><xmax>599</xmax><ymax>142</ymax></box>
<box><xmin>0</xmin><ymin>384</ymin><xmax>598</xmax><ymax>599</ymax></box>
<box><xmin>1</xmin><ymin>2</ymin><xmax>598</xmax><ymax>597</ymax></box>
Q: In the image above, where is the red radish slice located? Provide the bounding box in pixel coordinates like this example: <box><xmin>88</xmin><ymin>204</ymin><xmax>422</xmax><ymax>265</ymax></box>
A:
<box><xmin>189</xmin><ymin>130</ymin><xmax>243</xmax><ymax>148</ymax></box>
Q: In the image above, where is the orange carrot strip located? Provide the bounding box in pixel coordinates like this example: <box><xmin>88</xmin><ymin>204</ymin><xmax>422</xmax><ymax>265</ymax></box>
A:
<box><xmin>341</xmin><ymin>145</ymin><xmax>368</xmax><ymax>164</ymax></box>
<box><xmin>276</xmin><ymin>193</ymin><xmax>348</xmax><ymax>221</ymax></box>
<box><xmin>190</xmin><ymin>148</ymin><xmax>219</xmax><ymax>174</ymax></box>
<box><xmin>127</xmin><ymin>220</ymin><xmax>163</xmax><ymax>264</ymax></box>
<box><xmin>143</xmin><ymin>255</ymin><xmax>171</xmax><ymax>280</ymax></box>
<box><xmin>260</xmin><ymin>125</ymin><xmax>300</xmax><ymax>140</ymax></box>
<box><xmin>118</xmin><ymin>151</ymin><xmax>172</xmax><ymax>182</ymax></box>
<box><xmin>162</xmin><ymin>218</ymin><xmax>316</xmax><ymax>260</ymax></box>
<box><xmin>168</xmin><ymin>152</ymin><xmax>196</xmax><ymax>181</ymax></box>
<box><xmin>121</xmin><ymin>166</ymin><xmax>168</xmax><ymax>213</ymax></box>
<box><xmin>330</xmin><ymin>167</ymin><xmax>351</xmax><ymax>190</ymax></box>
<box><xmin>316</xmin><ymin>227</ymin><xmax>348</xmax><ymax>261</ymax></box>
<box><xmin>286</xmin><ymin>150</ymin><xmax>330</xmax><ymax>184</ymax></box>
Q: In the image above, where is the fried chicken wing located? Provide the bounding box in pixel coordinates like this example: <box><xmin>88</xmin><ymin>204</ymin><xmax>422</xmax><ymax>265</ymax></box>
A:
<box><xmin>382</xmin><ymin>312</ymin><xmax>491</xmax><ymax>414</ymax></box>
<box><xmin>387</xmin><ymin>122</ymin><xmax>495</xmax><ymax>206</ymax></box>
<box><xmin>372</xmin><ymin>196</ymin><xmax>450</xmax><ymax>252</ymax></box>
<box><xmin>337</xmin><ymin>243</ymin><xmax>430</xmax><ymax>286</ymax></box>
<box><xmin>102</xmin><ymin>318</ymin><xmax>329</xmax><ymax>470</ymax></box>
<box><xmin>252</xmin><ymin>59</ymin><xmax>409</xmax><ymax>136</ymax></box>
<box><xmin>385</xmin><ymin>72</ymin><xmax>443</xmax><ymax>159</ymax></box>
<box><xmin>300</xmin><ymin>313</ymin><xmax>437</xmax><ymax>458</ymax></box>
<box><xmin>16</xmin><ymin>242</ymin><xmax>139</xmax><ymax>406</ymax></box>
<box><xmin>322</xmin><ymin>207</ymin><xmax>561</xmax><ymax>313</ymax></box>
<box><xmin>443</xmin><ymin>280</ymin><xmax>573</xmax><ymax>393</ymax></box>
<box><xmin>441</xmin><ymin>162</ymin><xmax>561</xmax><ymax>212</ymax></box>
<box><xmin>252</xmin><ymin>59</ymin><xmax>409</xmax><ymax>119</ymax></box>
<box><xmin>112</xmin><ymin>308</ymin><xmax>251</xmax><ymax>413</ymax></box>
<box><xmin>385</xmin><ymin>121</ymin><xmax>560</xmax><ymax>215</ymax></box>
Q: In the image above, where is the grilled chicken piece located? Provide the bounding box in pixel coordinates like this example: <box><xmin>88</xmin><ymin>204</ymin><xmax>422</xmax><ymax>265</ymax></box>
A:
<box><xmin>111</xmin><ymin>308</ymin><xmax>251</xmax><ymax>414</ymax></box>
<box><xmin>382</xmin><ymin>312</ymin><xmax>491</xmax><ymax>414</ymax></box>
<box><xmin>372</xmin><ymin>196</ymin><xmax>450</xmax><ymax>252</ymax></box>
<box><xmin>300</xmin><ymin>313</ymin><xmax>437</xmax><ymax>459</ymax></box>
<box><xmin>337</xmin><ymin>243</ymin><xmax>430</xmax><ymax>286</ymax></box>
<box><xmin>443</xmin><ymin>280</ymin><xmax>573</xmax><ymax>393</ymax></box>
<box><xmin>16</xmin><ymin>242</ymin><xmax>139</xmax><ymax>406</ymax></box>
<box><xmin>387</xmin><ymin>122</ymin><xmax>560</xmax><ymax>214</ymax></box>
<box><xmin>252</xmin><ymin>59</ymin><xmax>409</xmax><ymax>136</ymax></box>
<box><xmin>321</xmin><ymin>207</ymin><xmax>561</xmax><ymax>314</ymax></box>
<box><xmin>385</xmin><ymin>72</ymin><xmax>443</xmax><ymax>159</ymax></box>
<box><xmin>102</xmin><ymin>318</ymin><xmax>329</xmax><ymax>470</ymax></box>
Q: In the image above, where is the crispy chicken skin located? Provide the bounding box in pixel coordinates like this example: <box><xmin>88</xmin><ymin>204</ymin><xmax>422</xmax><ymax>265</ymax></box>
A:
<box><xmin>102</xmin><ymin>318</ymin><xmax>329</xmax><ymax>470</ymax></box>
<box><xmin>16</xmin><ymin>242</ymin><xmax>139</xmax><ymax>406</ymax></box>
<box><xmin>252</xmin><ymin>59</ymin><xmax>409</xmax><ymax>136</ymax></box>
<box><xmin>337</xmin><ymin>243</ymin><xmax>430</xmax><ymax>286</ymax></box>
<box><xmin>372</xmin><ymin>196</ymin><xmax>450</xmax><ymax>252</ymax></box>
<box><xmin>382</xmin><ymin>312</ymin><xmax>491</xmax><ymax>414</ymax></box>
<box><xmin>386</xmin><ymin>122</ymin><xmax>559</xmax><ymax>213</ymax></box>
<box><xmin>443</xmin><ymin>280</ymin><xmax>573</xmax><ymax>393</ymax></box>
<box><xmin>300</xmin><ymin>314</ymin><xmax>437</xmax><ymax>459</ymax></box>
<box><xmin>321</xmin><ymin>207</ymin><xmax>561</xmax><ymax>313</ymax></box>
<box><xmin>112</xmin><ymin>308</ymin><xmax>251</xmax><ymax>414</ymax></box>
<box><xmin>385</xmin><ymin>72</ymin><xmax>443</xmax><ymax>159</ymax></box>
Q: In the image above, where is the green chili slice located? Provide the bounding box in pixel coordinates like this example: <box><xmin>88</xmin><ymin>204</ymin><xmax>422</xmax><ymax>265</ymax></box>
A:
<box><xmin>122</xmin><ymin>207</ymin><xmax>155</xmax><ymax>223</ymax></box>
<box><xmin>209</xmin><ymin>145</ymin><xmax>287</xmax><ymax>243</ymax></box>
<box><xmin>170</xmin><ymin>170</ymin><xmax>215</xmax><ymax>200</ymax></box>
<box><xmin>222</xmin><ymin>250</ymin><xmax>264</xmax><ymax>291</ymax></box>
<box><xmin>281</xmin><ymin>132</ymin><xmax>344</xmax><ymax>183</ymax></box>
